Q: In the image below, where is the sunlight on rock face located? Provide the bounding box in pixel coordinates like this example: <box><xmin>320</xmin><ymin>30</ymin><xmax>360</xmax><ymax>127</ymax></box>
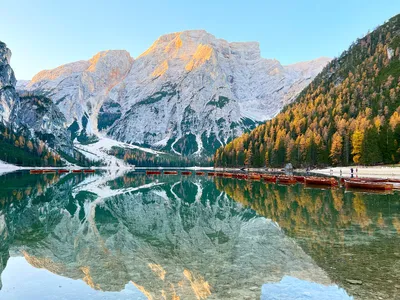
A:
<box><xmin>152</xmin><ymin>60</ymin><xmax>169</xmax><ymax>77</ymax></box>
<box><xmin>22</xmin><ymin>251</ymin><xmax>65</xmax><ymax>275</ymax></box>
<box><xmin>132</xmin><ymin>281</ymin><xmax>154</xmax><ymax>300</ymax></box>
<box><xmin>185</xmin><ymin>44</ymin><xmax>213</xmax><ymax>71</ymax></box>
<box><xmin>183</xmin><ymin>269</ymin><xmax>212</xmax><ymax>299</ymax></box>
<box><xmin>164</xmin><ymin>34</ymin><xmax>183</xmax><ymax>53</ymax></box>
<box><xmin>81</xmin><ymin>266</ymin><xmax>101</xmax><ymax>290</ymax></box>
<box><xmin>87</xmin><ymin>51</ymin><xmax>109</xmax><ymax>72</ymax></box>
<box><xmin>138</xmin><ymin>39</ymin><xmax>160</xmax><ymax>58</ymax></box>
<box><xmin>30</xmin><ymin>60</ymin><xmax>88</xmax><ymax>84</ymax></box>
<box><xmin>148</xmin><ymin>263</ymin><xmax>166</xmax><ymax>281</ymax></box>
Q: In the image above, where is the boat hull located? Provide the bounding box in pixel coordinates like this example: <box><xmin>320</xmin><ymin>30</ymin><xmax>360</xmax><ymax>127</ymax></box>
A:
<box><xmin>278</xmin><ymin>176</ymin><xmax>297</xmax><ymax>185</ymax></box>
<box><xmin>305</xmin><ymin>177</ymin><xmax>338</xmax><ymax>187</ymax></box>
<box><xmin>344</xmin><ymin>180</ymin><xmax>393</xmax><ymax>190</ymax></box>
<box><xmin>164</xmin><ymin>171</ymin><xmax>178</xmax><ymax>175</ymax></box>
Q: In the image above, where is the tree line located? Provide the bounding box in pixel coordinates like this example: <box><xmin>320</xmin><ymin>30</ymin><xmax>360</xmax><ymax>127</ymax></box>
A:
<box><xmin>109</xmin><ymin>146</ymin><xmax>213</xmax><ymax>167</ymax></box>
<box><xmin>0</xmin><ymin>123</ymin><xmax>63</xmax><ymax>167</ymax></box>
<box><xmin>215</xmin><ymin>14</ymin><xmax>400</xmax><ymax>168</ymax></box>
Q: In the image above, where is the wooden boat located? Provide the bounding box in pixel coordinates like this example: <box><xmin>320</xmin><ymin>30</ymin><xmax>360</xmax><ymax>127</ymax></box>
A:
<box><xmin>262</xmin><ymin>175</ymin><xmax>277</xmax><ymax>183</ymax></box>
<box><xmin>294</xmin><ymin>175</ymin><xmax>305</xmax><ymax>183</ymax></box>
<box><xmin>146</xmin><ymin>170</ymin><xmax>161</xmax><ymax>175</ymax></box>
<box><xmin>216</xmin><ymin>173</ymin><xmax>224</xmax><ymax>177</ymax></box>
<box><xmin>248</xmin><ymin>173</ymin><xmax>261</xmax><ymax>180</ymax></box>
<box><xmin>223</xmin><ymin>173</ymin><xmax>233</xmax><ymax>178</ymax></box>
<box><xmin>305</xmin><ymin>176</ymin><xmax>338</xmax><ymax>187</ymax></box>
<box><xmin>195</xmin><ymin>172</ymin><xmax>205</xmax><ymax>176</ymax></box>
<box><xmin>43</xmin><ymin>169</ymin><xmax>56</xmax><ymax>174</ymax></box>
<box><xmin>30</xmin><ymin>170</ymin><xmax>43</xmax><ymax>174</ymax></box>
<box><xmin>341</xmin><ymin>177</ymin><xmax>388</xmax><ymax>184</ymax></box>
<box><xmin>58</xmin><ymin>169</ymin><xmax>69</xmax><ymax>174</ymax></box>
<box><xmin>72</xmin><ymin>170</ymin><xmax>82</xmax><ymax>173</ymax></box>
<box><xmin>232</xmin><ymin>173</ymin><xmax>245</xmax><ymax>179</ymax></box>
<box><xmin>278</xmin><ymin>176</ymin><xmax>297</xmax><ymax>185</ymax></box>
<box><xmin>345</xmin><ymin>180</ymin><xmax>393</xmax><ymax>190</ymax></box>
<box><xmin>164</xmin><ymin>170</ymin><xmax>178</xmax><ymax>175</ymax></box>
<box><xmin>387</xmin><ymin>178</ymin><xmax>400</xmax><ymax>183</ymax></box>
<box><xmin>181</xmin><ymin>171</ymin><xmax>192</xmax><ymax>175</ymax></box>
<box><xmin>385</xmin><ymin>179</ymin><xmax>400</xmax><ymax>189</ymax></box>
<box><xmin>207</xmin><ymin>172</ymin><xmax>216</xmax><ymax>176</ymax></box>
<box><xmin>83</xmin><ymin>169</ymin><xmax>95</xmax><ymax>173</ymax></box>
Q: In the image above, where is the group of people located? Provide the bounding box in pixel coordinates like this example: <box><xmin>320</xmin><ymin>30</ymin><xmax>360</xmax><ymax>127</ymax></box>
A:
<box><xmin>330</xmin><ymin>167</ymin><xmax>358</xmax><ymax>178</ymax></box>
<box><xmin>350</xmin><ymin>167</ymin><xmax>358</xmax><ymax>178</ymax></box>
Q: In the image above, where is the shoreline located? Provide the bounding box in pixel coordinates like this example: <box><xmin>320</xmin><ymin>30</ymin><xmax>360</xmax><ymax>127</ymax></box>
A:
<box><xmin>2</xmin><ymin>163</ymin><xmax>400</xmax><ymax>179</ymax></box>
<box><xmin>311</xmin><ymin>165</ymin><xmax>400</xmax><ymax>179</ymax></box>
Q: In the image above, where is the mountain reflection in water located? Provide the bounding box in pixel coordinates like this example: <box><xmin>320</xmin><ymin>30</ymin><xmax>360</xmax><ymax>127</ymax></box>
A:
<box><xmin>0</xmin><ymin>171</ymin><xmax>398</xmax><ymax>299</ymax></box>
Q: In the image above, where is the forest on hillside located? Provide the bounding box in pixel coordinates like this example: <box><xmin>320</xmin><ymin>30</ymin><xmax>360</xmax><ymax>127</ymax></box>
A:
<box><xmin>109</xmin><ymin>146</ymin><xmax>213</xmax><ymax>167</ymax></box>
<box><xmin>215</xmin><ymin>14</ymin><xmax>400</xmax><ymax>168</ymax></box>
<box><xmin>0</xmin><ymin>123</ymin><xmax>63</xmax><ymax>167</ymax></box>
<box><xmin>0</xmin><ymin>122</ymin><xmax>98</xmax><ymax>167</ymax></box>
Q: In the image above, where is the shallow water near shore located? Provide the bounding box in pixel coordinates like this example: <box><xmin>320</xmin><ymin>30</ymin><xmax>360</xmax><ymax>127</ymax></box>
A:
<box><xmin>0</xmin><ymin>170</ymin><xmax>398</xmax><ymax>299</ymax></box>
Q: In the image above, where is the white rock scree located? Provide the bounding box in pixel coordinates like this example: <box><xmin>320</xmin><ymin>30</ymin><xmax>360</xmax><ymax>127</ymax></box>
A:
<box><xmin>17</xmin><ymin>30</ymin><xmax>329</xmax><ymax>156</ymax></box>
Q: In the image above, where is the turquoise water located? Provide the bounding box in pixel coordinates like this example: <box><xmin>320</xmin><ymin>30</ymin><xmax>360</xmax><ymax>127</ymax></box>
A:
<box><xmin>0</xmin><ymin>171</ymin><xmax>398</xmax><ymax>299</ymax></box>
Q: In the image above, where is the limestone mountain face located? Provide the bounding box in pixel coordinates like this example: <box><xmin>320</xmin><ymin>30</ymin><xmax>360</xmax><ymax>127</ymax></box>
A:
<box><xmin>0</xmin><ymin>41</ymin><xmax>73</xmax><ymax>156</ymax></box>
<box><xmin>18</xmin><ymin>50</ymin><xmax>134</xmax><ymax>135</ymax></box>
<box><xmin>11</xmin><ymin>94</ymin><xmax>73</xmax><ymax>155</ymax></box>
<box><xmin>19</xmin><ymin>31</ymin><xmax>329</xmax><ymax>156</ymax></box>
<box><xmin>0</xmin><ymin>42</ymin><xmax>18</xmax><ymax>124</ymax></box>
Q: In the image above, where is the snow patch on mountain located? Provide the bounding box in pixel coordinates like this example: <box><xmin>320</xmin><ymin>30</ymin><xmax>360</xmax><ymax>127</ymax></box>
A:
<box><xmin>0</xmin><ymin>160</ymin><xmax>21</xmax><ymax>176</ymax></box>
<box><xmin>18</xmin><ymin>30</ymin><xmax>330</xmax><ymax>156</ymax></box>
<box><xmin>73</xmin><ymin>136</ymin><xmax>162</xmax><ymax>167</ymax></box>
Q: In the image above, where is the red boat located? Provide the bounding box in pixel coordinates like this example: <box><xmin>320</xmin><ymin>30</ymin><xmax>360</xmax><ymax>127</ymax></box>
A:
<box><xmin>181</xmin><ymin>171</ymin><xmax>192</xmax><ymax>175</ymax></box>
<box><xmin>263</xmin><ymin>175</ymin><xmax>277</xmax><ymax>183</ymax></box>
<box><xmin>196</xmin><ymin>172</ymin><xmax>205</xmax><ymax>176</ymax></box>
<box><xmin>30</xmin><ymin>170</ymin><xmax>43</xmax><ymax>174</ymax></box>
<box><xmin>43</xmin><ymin>169</ymin><xmax>56</xmax><ymax>174</ymax></box>
<box><xmin>345</xmin><ymin>180</ymin><xmax>393</xmax><ymax>190</ymax></box>
<box><xmin>223</xmin><ymin>173</ymin><xmax>233</xmax><ymax>178</ymax></box>
<box><xmin>387</xmin><ymin>178</ymin><xmax>400</xmax><ymax>183</ymax></box>
<box><xmin>146</xmin><ymin>170</ymin><xmax>161</xmax><ymax>175</ymax></box>
<box><xmin>216</xmin><ymin>173</ymin><xmax>224</xmax><ymax>177</ymax></box>
<box><xmin>58</xmin><ymin>169</ymin><xmax>69</xmax><ymax>174</ymax></box>
<box><xmin>207</xmin><ymin>172</ymin><xmax>216</xmax><ymax>176</ymax></box>
<box><xmin>294</xmin><ymin>176</ymin><xmax>305</xmax><ymax>183</ymax></box>
<box><xmin>83</xmin><ymin>169</ymin><xmax>95</xmax><ymax>173</ymax></box>
<box><xmin>164</xmin><ymin>171</ymin><xmax>178</xmax><ymax>175</ymax></box>
<box><xmin>278</xmin><ymin>176</ymin><xmax>297</xmax><ymax>185</ymax></box>
<box><xmin>305</xmin><ymin>176</ymin><xmax>338</xmax><ymax>187</ymax></box>
<box><xmin>237</xmin><ymin>174</ymin><xmax>248</xmax><ymax>179</ymax></box>
<box><xmin>72</xmin><ymin>170</ymin><xmax>82</xmax><ymax>173</ymax></box>
<box><xmin>341</xmin><ymin>177</ymin><xmax>388</xmax><ymax>184</ymax></box>
<box><xmin>249</xmin><ymin>173</ymin><xmax>261</xmax><ymax>180</ymax></box>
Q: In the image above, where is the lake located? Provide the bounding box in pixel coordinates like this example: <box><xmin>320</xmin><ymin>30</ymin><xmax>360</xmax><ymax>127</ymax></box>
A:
<box><xmin>0</xmin><ymin>170</ymin><xmax>398</xmax><ymax>299</ymax></box>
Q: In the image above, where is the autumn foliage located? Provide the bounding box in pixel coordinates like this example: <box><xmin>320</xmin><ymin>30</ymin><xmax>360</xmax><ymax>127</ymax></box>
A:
<box><xmin>215</xmin><ymin>14</ymin><xmax>400</xmax><ymax>167</ymax></box>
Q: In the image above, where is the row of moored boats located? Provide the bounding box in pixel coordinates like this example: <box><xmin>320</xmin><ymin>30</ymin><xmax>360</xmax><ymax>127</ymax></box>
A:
<box><xmin>146</xmin><ymin>170</ymin><xmax>398</xmax><ymax>191</ymax></box>
<box><xmin>30</xmin><ymin>169</ymin><xmax>95</xmax><ymax>174</ymax></box>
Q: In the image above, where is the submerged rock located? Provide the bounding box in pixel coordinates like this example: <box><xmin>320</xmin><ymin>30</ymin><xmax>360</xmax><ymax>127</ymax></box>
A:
<box><xmin>345</xmin><ymin>279</ymin><xmax>363</xmax><ymax>285</ymax></box>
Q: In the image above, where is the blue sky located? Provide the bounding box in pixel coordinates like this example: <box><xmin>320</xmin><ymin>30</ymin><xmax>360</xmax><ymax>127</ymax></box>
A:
<box><xmin>1</xmin><ymin>0</ymin><xmax>399</xmax><ymax>79</ymax></box>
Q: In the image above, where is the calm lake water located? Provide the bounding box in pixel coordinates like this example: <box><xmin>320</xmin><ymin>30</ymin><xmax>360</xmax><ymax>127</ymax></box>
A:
<box><xmin>0</xmin><ymin>170</ymin><xmax>398</xmax><ymax>300</ymax></box>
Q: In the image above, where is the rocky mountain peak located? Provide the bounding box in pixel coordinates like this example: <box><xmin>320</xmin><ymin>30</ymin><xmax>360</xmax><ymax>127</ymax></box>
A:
<box><xmin>0</xmin><ymin>42</ymin><xmax>18</xmax><ymax>124</ymax></box>
<box><xmin>20</xmin><ymin>50</ymin><xmax>134</xmax><ymax>135</ymax></box>
<box><xmin>17</xmin><ymin>32</ymin><xmax>330</xmax><ymax>156</ymax></box>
